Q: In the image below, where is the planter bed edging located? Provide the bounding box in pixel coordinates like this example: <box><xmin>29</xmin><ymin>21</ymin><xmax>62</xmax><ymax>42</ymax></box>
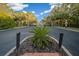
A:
<box><xmin>4</xmin><ymin>35</ymin><xmax>72</xmax><ymax>56</ymax></box>
<box><xmin>4</xmin><ymin>35</ymin><xmax>33</xmax><ymax>56</ymax></box>
<box><xmin>48</xmin><ymin>35</ymin><xmax>72</xmax><ymax>56</ymax></box>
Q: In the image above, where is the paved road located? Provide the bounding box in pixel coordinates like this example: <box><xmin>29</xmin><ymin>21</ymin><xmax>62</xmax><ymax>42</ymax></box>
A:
<box><xmin>0</xmin><ymin>26</ymin><xmax>79</xmax><ymax>56</ymax></box>
<box><xmin>0</xmin><ymin>26</ymin><xmax>33</xmax><ymax>56</ymax></box>
<box><xmin>48</xmin><ymin>27</ymin><xmax>79</xmax><ymax>56</ymax></box>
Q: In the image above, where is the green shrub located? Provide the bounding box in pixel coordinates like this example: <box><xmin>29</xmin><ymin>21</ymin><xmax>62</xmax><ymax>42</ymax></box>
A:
<box><xmin>0</xmin><ymin>15</ymin><xmax>16</xmax><ymax>29</ymax></box>
<box><xmin>30</xmin><ymin>26</ymin><xmax>50</xmax><ymax>49</ymax></box>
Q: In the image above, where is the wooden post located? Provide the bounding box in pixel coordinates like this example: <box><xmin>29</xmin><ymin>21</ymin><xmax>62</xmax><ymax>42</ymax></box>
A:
<box><xmin>59</xmin><ymin>33</ymin><xmax>64</xmax><ymax>49</ymax></box>
<box><xmin>16</xmin><ymin>32</ymin><xmax>20</xmax><ymax>56</ymax></box>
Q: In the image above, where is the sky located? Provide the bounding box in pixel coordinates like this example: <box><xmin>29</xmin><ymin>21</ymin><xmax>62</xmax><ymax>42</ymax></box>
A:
<box><xmin>7</xmin><ymin>3</ymin><xmax>55</xmax><ymax>22</ymax></box>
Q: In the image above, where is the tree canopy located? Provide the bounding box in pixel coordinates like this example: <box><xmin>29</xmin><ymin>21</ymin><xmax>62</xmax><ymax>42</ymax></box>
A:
<box><xmin>0</xmin><ymin>4</ymin><xmax>38</xmax><ymax>29</ymax></box>
<box><xmin>42</xmin><ymin>3</ymin><xmax>79</xmax><ymax>27</ymax></box>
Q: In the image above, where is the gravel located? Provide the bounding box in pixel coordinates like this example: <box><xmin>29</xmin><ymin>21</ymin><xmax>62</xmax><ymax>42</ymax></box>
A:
<box><xmin>10</xmin><ymin>37</ymin><xmax>59</xmax><ymax>56</ymax></box>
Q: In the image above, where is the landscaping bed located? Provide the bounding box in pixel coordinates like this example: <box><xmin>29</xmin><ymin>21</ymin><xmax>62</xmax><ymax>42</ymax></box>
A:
<box><xmin>10</xmin><ymin>36</ymin><xmax>62</xmax><ymax>56</ymax></box>
<box><xmin>10</xmin><ymin>26</ymin><xmax>66</xmax><ymax>56</ymax></box>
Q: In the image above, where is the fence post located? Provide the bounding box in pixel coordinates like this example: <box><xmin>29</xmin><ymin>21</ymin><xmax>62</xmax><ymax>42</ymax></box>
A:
<box><xmin>16</xmin><ymin>32</ymin><xmax>20</xmax><ymax>56</ymax></box>
<box><xmin>59</xmin><ymin>33</ymin><xmax>64</xmax><ymax>49</ymax></box>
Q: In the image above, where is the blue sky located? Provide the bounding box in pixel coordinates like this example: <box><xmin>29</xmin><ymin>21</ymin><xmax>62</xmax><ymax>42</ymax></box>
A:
<box><xmin>7</xmin><ymin>3</ymin><xmax>55</xmax><ymax>22</ymax></box>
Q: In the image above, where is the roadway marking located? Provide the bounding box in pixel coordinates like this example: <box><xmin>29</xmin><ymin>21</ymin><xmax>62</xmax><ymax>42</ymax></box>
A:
<box><xmin>5</xmin><ymin>35</ymin><xmax>72</xmax><ymax>56</ymax></box>
<box><xmin>4</xmin><ymin>35</ymin><xmax>33</xmax><ymax>56</ymax></box>
<box><xmin>48</xmin><ymin>35</ymin><xmax>72</xmax><ymax>56</ymax></box>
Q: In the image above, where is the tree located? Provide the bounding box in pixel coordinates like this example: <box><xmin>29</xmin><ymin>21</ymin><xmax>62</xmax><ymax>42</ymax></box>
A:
<box><xmin>0</xmin><ymin>13</ymin><xmax>16</xmax><ymax>29</ymax></box>
<box><xmin>43</xmin><ymin>3</ymin><xmax>79</xmax><ymax>27</ymax></box>
<box><xmin>69</xmin><ymin>4</ymin><xmax>79</xmax><ymax>27</ymax></box>
<box><xmin>0</xmin><ymin>4</ymin><xmax>16</xmax><ymax>29</ymax></box>
<box><xmin>14</xmin><ymin>12</ymin><xmax>37</xmax><ymax>26</ymax></box>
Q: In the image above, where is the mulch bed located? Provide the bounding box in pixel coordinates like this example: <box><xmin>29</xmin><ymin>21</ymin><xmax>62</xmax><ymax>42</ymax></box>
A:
<box><xmin>10</xmin><ymin>37</ymin><xmax>63</xmax><ymax>56</ymax></box>
<box><xmin>22</xmin><ymin>52</ymin><xmax>62</xmax><ymax>56</ymax></box>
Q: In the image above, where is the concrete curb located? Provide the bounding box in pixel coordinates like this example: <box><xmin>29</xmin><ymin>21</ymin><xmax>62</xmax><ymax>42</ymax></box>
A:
<box><xmin>4</xmin><ymin>35</ymin><xmax>72</xmax><ymax>56</ymax></box>
<box><xmin>4</xmin><ymin>35</ymin><xmax>33</xmax><ymax>56</ymax></box>
<box><xmin>57</xmin><ymin>27</ymin><xmax>79</xmax><ymax>32</ymax></box>
<box><xmin>48</xmin><ymin>35</ymin><xmax>72</xmax><ymax>56</ymax></box>
<box><xmin>0</xmin><ymin>26</ymin><xmax>27</xmax><ymax>32</ymax></box>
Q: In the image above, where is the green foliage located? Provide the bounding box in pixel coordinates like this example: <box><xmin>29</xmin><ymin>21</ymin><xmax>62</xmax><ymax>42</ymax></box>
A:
<box><xmin>0</xmin><ymin>4</ymin><xmax>16</xmax><ymax>29</ymax></box>
<box><xmin>30</xmin><ymin>26</ymin><xmax>50</xmax><ymax>49</ymax></box>
<box><xmin>0</xmin><ymin>4</ymin><xmax>37</xmax><ymax>29</ymax></box>
<box><xmin>42</xmin><ymin>3</ymin><xmax>79</xmax><ymax>28</ymax></box>
<box><xmin>0</xmin><ymin>15</ymin><xmax>16</xmax><ymax>29</ymax></box>
<box><xmin>14</xmin><ymin>12</ymin><xmax>37</xmax><ymax>26</ymax></box>
<box><xmin>54</xmin><ymin>12</ymin><xmax>69</xmax><ymax>20</ymax></box>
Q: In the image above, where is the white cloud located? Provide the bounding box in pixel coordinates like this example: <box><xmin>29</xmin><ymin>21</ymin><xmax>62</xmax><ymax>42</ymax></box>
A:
<box><xmin>45</xmin><ymin>4</ymin><xmax>55</xmax><ymax>13</ymax></box>
<box><xmin>22</xmin><ymin>11</ymin><xmax>27</xmax><ymax>13</ymax></box>
<box><xmin>40</xmin><ymin>12</ymin><xmax>43</xmax><ymax>15</ymax></box>
<box><xmin>49</xmin><ymin>3</ymin><xmax>53</xmax><ymax>6</ymax></box>
<box><xmin>7</xmin><ymin>3</ymin><xmax>29</xmax><ymax>11</ymax></box>
<box><xmin>40</xmin><ymin>4</ymin><xmax>55</xmax><ymax>15</ymax></box>
<box><xmin>31</xmin><ymin>11</ymin><xmax>35</xmax><ymax>14</ymax></box>
<box><xmin>44</xmin><ymin>9</ymin><xmax>50</xmax><ymax>14</ymax></box>
<box><xmin>51</xmin><ymin>5</ymin><xmax>55</xmax><ymax>9</ymax></box>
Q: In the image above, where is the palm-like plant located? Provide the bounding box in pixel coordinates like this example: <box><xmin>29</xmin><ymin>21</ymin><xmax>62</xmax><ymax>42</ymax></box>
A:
<box><xmin>30</xmin><ymin>26</ymin><xmax>50</xmax><ymax>49</ymax></box>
